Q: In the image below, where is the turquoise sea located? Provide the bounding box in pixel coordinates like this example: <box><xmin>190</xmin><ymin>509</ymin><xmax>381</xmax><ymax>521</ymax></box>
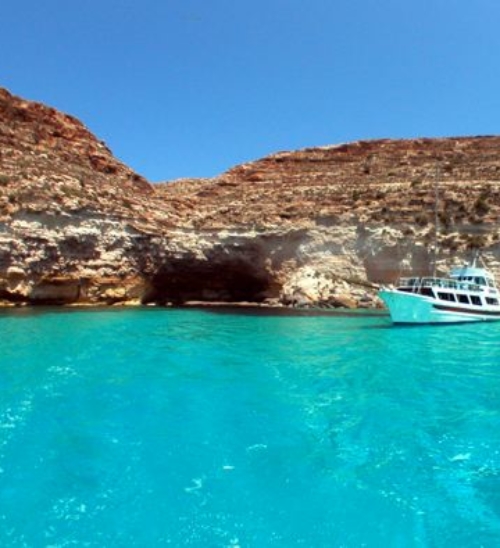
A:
<box><xmin>1</xmin><ymin>307</ymin><xmax>500</xmax><ymax>547</ymax></box>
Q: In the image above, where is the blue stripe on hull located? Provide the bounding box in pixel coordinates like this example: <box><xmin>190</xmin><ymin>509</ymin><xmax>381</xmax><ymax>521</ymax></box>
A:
<box><xmin>432</xmin><ymin>304</ymin><xmax>500</xmax><ymax>318</ymax></box>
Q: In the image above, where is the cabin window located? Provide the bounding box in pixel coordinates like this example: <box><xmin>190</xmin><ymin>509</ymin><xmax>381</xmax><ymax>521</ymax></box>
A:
<box><xmin>470</xmin><ymin>295</ymin><xmax>482</xmax><ymax>306</ymax></box>
<box><xmin>437</xmin><ymin>292</ymin><xmax>456</xmax><ymax>302</ymax></box>
<box><xmin>486</xmin><ymin>297</ymin><xmax>499</xmax><ymax>306</ymax></box>
<box><xmin>457</xmin><ymin>294</ymin><xmax>470</xmax><ymax>304</ymax></box>
<box><xmin>474</xmin><ymin>277</ymin><xmax>486</xmax><ymax>286</ymax></box>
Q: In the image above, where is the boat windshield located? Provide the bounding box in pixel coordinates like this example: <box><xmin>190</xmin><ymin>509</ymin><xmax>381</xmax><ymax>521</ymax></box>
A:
<box><xmin>456</xmin><ymin>276</ymin><xmax>489</xmax><ymax>286</ymax></box>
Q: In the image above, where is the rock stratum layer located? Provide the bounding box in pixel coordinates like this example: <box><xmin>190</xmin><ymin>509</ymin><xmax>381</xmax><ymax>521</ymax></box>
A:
<box><xmin>1</xmin><ymin>87</ymin><xmax>500</xmax><ymax>307</ymax></box>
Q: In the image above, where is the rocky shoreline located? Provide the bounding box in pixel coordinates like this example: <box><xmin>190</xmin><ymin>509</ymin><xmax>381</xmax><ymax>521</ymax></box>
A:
<box><xmin>0</xmin><ymin>299</ymin><xmax>388</xmax><ymax>318</ymax></box>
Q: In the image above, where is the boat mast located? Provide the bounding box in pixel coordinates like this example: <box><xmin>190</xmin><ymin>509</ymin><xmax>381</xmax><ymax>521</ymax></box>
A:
<box><xmin>432</xmin><ymin>166</ymin><xmax>439</xmax><ymax>278</ymax></box>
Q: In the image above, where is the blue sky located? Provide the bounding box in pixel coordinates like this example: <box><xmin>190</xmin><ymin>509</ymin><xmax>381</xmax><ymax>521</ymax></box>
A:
<box><xmin>2</xmin><ymin>0</ymin><xmax>499</xmax><ymax>181</ymax></box>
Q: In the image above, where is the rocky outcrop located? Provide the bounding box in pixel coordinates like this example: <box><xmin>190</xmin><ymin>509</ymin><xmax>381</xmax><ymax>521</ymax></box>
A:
<box><xmin>0</xmin><ymin>87</ymin><xmax>168</xmax><ymax>305</ymax></box>
<box><xmin>154</xmin><ymin>139</ymin><xmax>500</xmax><ymax>307</ymax></box>
<box><xmin>1</xmin><ymin>86</ymin><xmax>500</xmax><ymax>308</ymax></box>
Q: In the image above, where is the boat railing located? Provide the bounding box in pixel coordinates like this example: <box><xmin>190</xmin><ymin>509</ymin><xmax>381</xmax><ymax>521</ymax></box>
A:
<box><xmin>398</xmin><ymin>277</ymin><xmax>483</xmax><ymax>293</ymax></box>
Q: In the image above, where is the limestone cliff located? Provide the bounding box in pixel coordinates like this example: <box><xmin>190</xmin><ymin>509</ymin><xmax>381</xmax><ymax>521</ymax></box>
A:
<box><xmin>155</xmin><ymin>138</ymin><xmax>500</xmax><ymax>307</ymax></box>
<box><xmin>0</xmin><ymin>87</ymin><xmax>168</xmax><ymax>305</ymax></box>
<box><xmin>1</xmin><ymin>87</ymin><xmax>500</xmax><ymax>307</ymax></box>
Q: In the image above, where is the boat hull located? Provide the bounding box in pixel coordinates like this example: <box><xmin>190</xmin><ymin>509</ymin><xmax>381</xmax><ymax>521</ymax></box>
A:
<box><xmin>379</xmin><ymin>289</ymin><xmax>500</xmax><ymax>324</ymax></box>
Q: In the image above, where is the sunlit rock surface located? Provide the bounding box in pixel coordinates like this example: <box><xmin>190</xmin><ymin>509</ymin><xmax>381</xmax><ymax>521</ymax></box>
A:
<box><xmin>1</xmin><ymin>87</ymin><xmax>500</xmax><ymax>307</ymax></box>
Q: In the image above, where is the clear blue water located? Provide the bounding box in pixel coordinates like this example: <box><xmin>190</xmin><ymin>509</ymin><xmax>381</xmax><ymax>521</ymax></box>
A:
<box><xmin>1</xmin><ymin>307</ymin><xmax>500</xmax><ymax>547</ymax></box>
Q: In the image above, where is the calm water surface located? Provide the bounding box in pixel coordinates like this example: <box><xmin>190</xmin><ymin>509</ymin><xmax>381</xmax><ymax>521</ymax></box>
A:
<box><xmin>1</xmin><ymin>307</ymin><xmax>500</xmax><ymax>547</ymax></box>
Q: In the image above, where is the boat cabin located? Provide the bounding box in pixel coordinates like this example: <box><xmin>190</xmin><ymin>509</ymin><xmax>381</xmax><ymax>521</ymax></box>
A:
<box><xmin>449</xmin><ymin>265</ymin><xmax>495</xmax><ymax>289</ymax></box>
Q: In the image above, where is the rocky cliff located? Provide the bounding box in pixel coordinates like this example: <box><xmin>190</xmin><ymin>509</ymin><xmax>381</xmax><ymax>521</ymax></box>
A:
<box><xmin>1</xmin><ymin>87</ymin><xmax>500</xmax><ymax>307</ymax></box>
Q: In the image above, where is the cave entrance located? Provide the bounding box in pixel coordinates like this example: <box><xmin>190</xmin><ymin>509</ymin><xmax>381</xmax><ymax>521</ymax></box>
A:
<box><xmin>145</xmin><ymin>256</ymin><xmax>274</xmax><ymax>305</ymax></box>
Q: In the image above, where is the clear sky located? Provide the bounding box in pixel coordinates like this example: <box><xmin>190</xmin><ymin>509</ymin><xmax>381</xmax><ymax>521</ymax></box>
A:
<box><xmin>2</xmin><ymin>0</ymin><xmax>499</xmax><ymax>181</ymax></box>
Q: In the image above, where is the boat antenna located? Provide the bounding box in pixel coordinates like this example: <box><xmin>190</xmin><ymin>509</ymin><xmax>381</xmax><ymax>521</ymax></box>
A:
<box><xmin>432</xmin><ymin>166</ymin><xmax>439</xmax><ymax>277</ymax></box>
<box><xmin>472</xmin><ymin>248</ymin><xmax>480</xmax><ymax>268</ymax></box>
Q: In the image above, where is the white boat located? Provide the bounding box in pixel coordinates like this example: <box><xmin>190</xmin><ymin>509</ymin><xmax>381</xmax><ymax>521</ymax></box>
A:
<box><xmin>379</xmin><ymin>260</ymin><xmax>500</xmax><ymax>324</ymax></box>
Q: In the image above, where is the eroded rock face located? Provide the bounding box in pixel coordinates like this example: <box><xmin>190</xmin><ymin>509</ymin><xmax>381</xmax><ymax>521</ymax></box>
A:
<box><xmin>155</xmin><ymin>139</ymin><xmax>500</xmax><ymax>307</ymax></box>
<box><xmin>1</xmin><ymin>86</ymin><xmax>500</xmax><ymax>307</ymax></box>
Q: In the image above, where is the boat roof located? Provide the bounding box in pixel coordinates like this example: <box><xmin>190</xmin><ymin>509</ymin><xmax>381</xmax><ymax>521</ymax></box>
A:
<box><xmin>450</xmin><ymin>265</ymin><xmax>493</xmax><ymax>279</ymax></box>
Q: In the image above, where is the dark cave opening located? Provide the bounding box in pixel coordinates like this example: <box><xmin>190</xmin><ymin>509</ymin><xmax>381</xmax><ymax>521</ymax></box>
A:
<box><xmin>144</xmin><ymin>256</ymin><xmax>274</xmax><ymax>305</ymax></box>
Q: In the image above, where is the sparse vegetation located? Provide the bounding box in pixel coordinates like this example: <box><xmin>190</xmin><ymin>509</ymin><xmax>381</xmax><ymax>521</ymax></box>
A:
<box><xmin>442</xmin><ymin>234</ymin><xmax>460</xmax><ymax>251</ymax></box>
<box><xmin>438</xmin><ymin>210</ymin><xmax>451</xmax><ymax>229</ymax></box>
<box><xmin>461</xmin><ymin>233</ymin><xmax>487</xmax><ymax>250</ymax></box>
<box><xmin>415</xmin><ymin>212</ymin><xmax>429</xmax><ymax>226</ymax></box>
<box><xmin>474</xmin><ymin>193</ymin><xmax>490</xmax><ymax>215</ymax></box>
